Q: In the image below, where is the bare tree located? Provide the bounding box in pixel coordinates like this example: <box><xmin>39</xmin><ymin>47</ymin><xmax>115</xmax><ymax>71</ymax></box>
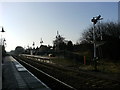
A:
<box><xmin>81</xmin><ymin>22</ymin><xmax>120</xmax><ymax>44</ymax></box>
<box><xmin>80</xmin><ymin>21</ymin><xmax>120</xmax><ymax>60</ymax></box>
<box><xmin>53</xmin><ymin>31</ymin><xmax>66</xmax><ymax>51</ymax></box>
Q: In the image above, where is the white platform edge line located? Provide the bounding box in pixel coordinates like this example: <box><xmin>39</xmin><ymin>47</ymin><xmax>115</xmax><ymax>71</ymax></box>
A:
<box><xmin>11</xmin><ymin>56</ymin><xmax>51</xmax><ymax>89</ymax></box>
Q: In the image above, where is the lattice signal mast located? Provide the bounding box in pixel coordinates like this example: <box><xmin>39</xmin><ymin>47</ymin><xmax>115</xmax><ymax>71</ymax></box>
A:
<box><xmin>40</xmin><ymin>38</ymin><xmax>43</xmax><ymax>46</ymax></box>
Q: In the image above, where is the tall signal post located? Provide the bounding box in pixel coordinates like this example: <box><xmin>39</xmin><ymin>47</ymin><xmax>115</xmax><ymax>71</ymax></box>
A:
<box><xmin>91</xmin><ymin>15</ymin><xmax>103</xmax><ymax>71</ymax></box>
<box><xmin>40</xmin><ymin>38</ymin><xmax>43</xmax><ymax>46</ymax></box>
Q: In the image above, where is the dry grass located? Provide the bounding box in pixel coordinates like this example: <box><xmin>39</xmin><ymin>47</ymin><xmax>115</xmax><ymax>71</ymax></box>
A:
<box><xmin>78</xmin><ymin>60</ymin><xmax>120</xmax><ymax>73</ymax></box>
<box><xmin>100</xmin><ymin>60</ymin><xmax>120</xmax><ymax>73</ymax></box>
<box><xmin>51</xmin><ymin>57</ymin><xmax>120</xmax><ymax>74</ymax></box>
<box><xmin>51</xmin><ymin>57</ymin><xmax>79</xmax><ymax>67</ymax></box>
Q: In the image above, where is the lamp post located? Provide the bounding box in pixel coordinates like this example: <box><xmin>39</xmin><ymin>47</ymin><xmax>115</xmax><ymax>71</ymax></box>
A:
<box><xmin>3</xmin><ymin>39</ymin><xmax>6</xmax><ymax>46</ymax></box>
<box><xmin>0</xmin><ymin>26</ymin><xmax>5</xmax><ymax>89</ymax></box>
<box><xmin>32</xmin><ymin>42</ymin><xmax>35</xmax><ymax>55</ymax></box>
<box><xmin>0</xmin><ymin>27</ymin><xmax>5</xmax><ymax>45</ymax></box>
<box><xmin>91</xmin><ymin>15</ymin><xmax>103</xmax><ymax>71</ymax></box>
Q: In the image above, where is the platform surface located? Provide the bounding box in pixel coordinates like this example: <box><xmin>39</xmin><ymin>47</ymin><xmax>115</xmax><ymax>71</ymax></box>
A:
<box><xmin>2</xmin><ymin>56</ymin><xmax>51</xmax><ymax>90</ymax></box>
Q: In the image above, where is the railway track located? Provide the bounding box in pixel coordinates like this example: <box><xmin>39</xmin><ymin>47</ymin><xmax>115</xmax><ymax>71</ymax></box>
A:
<box><xmin>13</xmin><ymin>55</ymin><xmax>120</xmax><ymax>89</ymax></box>
<box><xmin>13</xmin><ymin>55</ymin><xmax>77</xmax><ymax>90</ymax></box>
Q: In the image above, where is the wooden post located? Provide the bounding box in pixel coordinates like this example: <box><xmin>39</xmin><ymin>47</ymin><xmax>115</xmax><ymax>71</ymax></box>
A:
<box><xmin>84</xmin><ymin>56</ymin><xmax>86</xmax><ymax>65</ymax></box>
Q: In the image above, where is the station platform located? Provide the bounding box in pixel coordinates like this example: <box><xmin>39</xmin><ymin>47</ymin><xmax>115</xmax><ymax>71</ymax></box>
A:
<box><xmin>2</xmin><ymin>56</ymin><xmax>51</xmax><ymax>90</ymax></box>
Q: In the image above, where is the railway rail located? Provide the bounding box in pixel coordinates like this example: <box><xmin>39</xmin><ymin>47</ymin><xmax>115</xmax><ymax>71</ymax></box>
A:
<box><xmin>13</xmin><ymin>55</ymin><xmax>77</xmax><ymax>90</ymax></box>
<box><xmin>13</xmin><ymin>55</ymin><xmax>120</xmax><ymax>89</ymax></box>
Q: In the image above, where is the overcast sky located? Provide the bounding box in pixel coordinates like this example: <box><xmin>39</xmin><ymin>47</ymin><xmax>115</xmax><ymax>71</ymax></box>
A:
<box><xmin>0</xmin><ymin>2</ymin><xmax>118</xmax><ymax>51</ymax></box>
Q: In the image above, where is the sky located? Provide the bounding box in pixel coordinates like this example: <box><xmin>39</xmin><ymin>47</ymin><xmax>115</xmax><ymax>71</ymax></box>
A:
<box><xmin>0</xmin><ymin>0</ymin><xmax>119</xmax><ymax>2</ymax></box>
<box><xmin>0</xmin><ymin>1</ymin><xmax>118</xmax><ymax>52</ymax></box>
